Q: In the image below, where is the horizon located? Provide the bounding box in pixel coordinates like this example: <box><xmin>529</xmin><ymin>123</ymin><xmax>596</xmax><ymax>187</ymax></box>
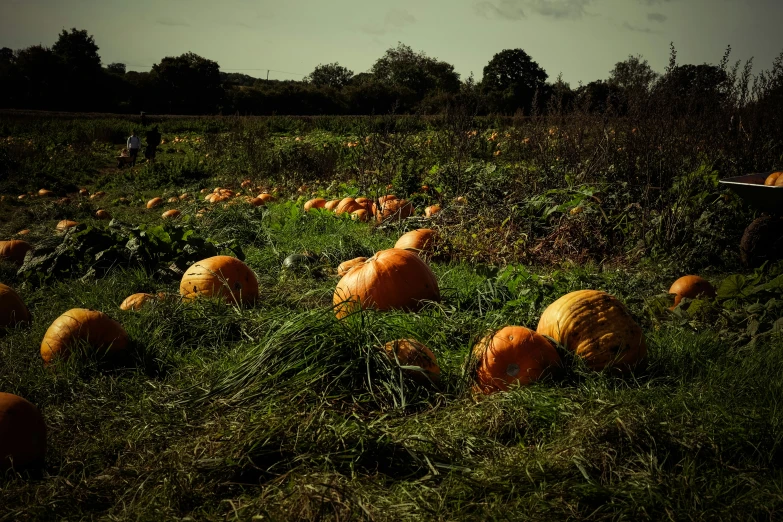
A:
<box><xmin>1</xmin><ymin>0</ymin><xmax>782</xmax><ymax>86</ymax></box>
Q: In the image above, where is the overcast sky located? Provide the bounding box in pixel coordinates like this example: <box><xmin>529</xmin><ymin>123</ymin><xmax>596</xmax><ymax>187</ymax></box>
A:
<box><xmin>1</xmin><ymin>0</ymin><xmax>782</xmax><ymax>85</ymax></box>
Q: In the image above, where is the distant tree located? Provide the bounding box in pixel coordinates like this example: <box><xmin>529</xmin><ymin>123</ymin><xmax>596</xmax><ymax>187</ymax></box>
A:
<box><xmin>609</xmin><ymin>55</ymin><xmax>658</xmax><ymax>92</ymax></box>
<box><xmin>481</xmin><ymin>49</ymin><xmax>548</xmax><ymax>114</ymax></box>
<box><xmin>305</xmin><ymin>63</ymin><xmax>354</xmax><ymax>89</ymax></box>
<box><xmin>654</xmin><ymin>63</ymin><xmax>729</xmax><ymax>115</ymax></box>
<box><xmin>151</xmin><ymin>52</ymin><xmax>223</xmax><ymax>114</ymax></box>
<box><xmin>53</xmin><ymin>28</ymin><xmax>101</xmax><ymax>73</ymax></box>
<box><xmin>107</xmin><ymin>63</ymin><xmax>126</xmax><ymax>75</ymax></box>
<box><xmin>574</xmin><ymin>80</ymin><xmax>623</xmax><ymax>113</ymax></box>
<box><xmin>371</xmin><ymin>43</ymin><xmax>460</xmax><ymax>98</ymax></box>
<box><xmin>12</xmin><ymin>46</ymin><xmax>63</xmax><ymax>109</ymax></box>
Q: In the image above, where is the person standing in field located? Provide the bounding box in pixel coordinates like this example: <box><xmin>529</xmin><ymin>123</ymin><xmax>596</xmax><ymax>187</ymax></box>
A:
<box><xmin>127</xmin><ymin>131</ymin><xmax>141</xmax><ymax>167</ymax></box>
<box><xmin>144</xmin><ymin>125</ymin><xmax>162</xmax><ymax>164</ymax></box>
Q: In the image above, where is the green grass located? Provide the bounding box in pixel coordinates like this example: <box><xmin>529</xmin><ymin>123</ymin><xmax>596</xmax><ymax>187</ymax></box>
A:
<box><xmin>1</xmin><ymin>120</ymin><xmax>782</xmax><ymax>520</ymax></box>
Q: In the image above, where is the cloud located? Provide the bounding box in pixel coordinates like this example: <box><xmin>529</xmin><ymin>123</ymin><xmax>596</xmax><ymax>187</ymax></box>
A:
<box><xmin>156</xmin><ymin>17</ymin><xmax>190</xmax><ymax>27</ymax></box>
<box><xmin>622</xmin><ymin>21</ymin><xmax>663</xmax><ymax>34</ymax></box>
<box><xmin>647</xmin><ymin>12</ymin><xmax>667</xmax><ymax>22</ymax></box>
<box><xmin>360</xmin><ymin>8</ymin><xmax>416</xmax><ymax>35</ymax></box>
<box><xmin>474</xmin><ymin>0</ymin><xmax>592</xmax><ymax>21</ymax></box>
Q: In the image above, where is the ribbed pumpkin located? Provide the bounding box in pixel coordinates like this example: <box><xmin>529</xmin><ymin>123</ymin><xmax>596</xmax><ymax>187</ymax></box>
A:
<box><xmin>765</xmin><ymin>172</ymin><xmax>782</xmax><ymax>186</ymax></box>
<box><xmin>162</xmin><ymin>209</ymin><xmax>181</xmax><ymax>219</ymax></box>
<box><xmin>180</xmin><ymin>256</ymin><xmax>259</xmax><ymax>305</ymax></box>
<box><xmin>0</xmin><ymin>283</ymin><xmax>31</xmax><ymax>329</ymax></box>
<box><xmin>304</xmin><ymin>198</ymin><xmax>327</xmax><ymax>211</ymax></box>
<box><xmin>382</xmin><ymin>339</ymin><xmax>440</xmax><ymax>385</ymax></box>
<box><xmin>333</xmin><ymin>248</ymin><xmax>440</xmax><ymax>319</ymax></box>
<box><xmin>394</xmin><ymin>229</ymin><xmax>437</xmax><ymax>256</ymax></box>
<box><xmin>472</xmin><ymin>326</ymin><xmax>561</xmax><ymax>393</ymax></box>
<box><xmin>351</xmin><ymin>209</ymin><xmax>369</xmax><ymax>222</ymax></box>
<box><xmin>0</xmin><ymin>393</ymin><xmax>46</xmax><ymax>470</ymax></box>
<box><xmin>669</xmin><ymin>275</ymin><xmax>716</xmax><ymax>309</ymax></box>
<box><xmin>337</xmin><ymin>257</ymin><xmax>368</xmax><ymax>276</ymax></box>
<box><xmin>424</xmin><ymin>205</ymin><xmax>441</xmax><ymax>217</ymax></box>
<box><xmin>0</xmin><ymin>240</ymin><xmax>33</xmax><ymax>265</ymax></box>
<box><xmin>40</xmin><ymin>308</ymin><xmax>129</xmax><ymax>364</ymax></box>
<box><xmin>95</xmin><ymin>209</ymin><xmax>111</xmax><ymax>220</ymax></box>
<box><xmin>146</xmin><ymin>197</ymin><xmax>163</xmax><ymax>209</ymax></box>
<box><xmin>55</xmin><ymin>220</ymin><xmax>79</xmax><ymax>232</ymax></box>
<box><xmin>324</xmin><ymin>199</ymin><xmax>341</xmax><ymax>211</ymax></box>
<box><xmin>375</xmin><ymin>199</ymin><xmax>414</xmax><ymax>223</ymax></box>
<box><xmin>334</xmin><ymin>197</ymin><xmax>363</xmax><ymax>215</ymax></box>
<box><xmin>119</xmin><ymin>293</ymin><xmax>165</xmax><ymax>311</ymax></box>
<box><xmin>355</xmin><ymin>197</ymin><xmax>373</xmax><ymax>213</ymax></box>
<box><xmin>536</xmin><ymin>290</ymin><xmax>646</xmax><ymax>372</ymax></box>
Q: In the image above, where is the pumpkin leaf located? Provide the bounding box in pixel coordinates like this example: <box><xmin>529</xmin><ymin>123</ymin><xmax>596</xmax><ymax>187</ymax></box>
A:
<box><xmin>717</xmin><ymin>275</ymin><xmax>747</xmax><ymax>299</ymax></box>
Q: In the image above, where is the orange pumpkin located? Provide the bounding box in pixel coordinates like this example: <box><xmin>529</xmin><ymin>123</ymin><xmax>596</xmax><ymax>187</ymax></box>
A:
<box><xmin>337</xmin><ymin>257</ymin><xmax>368</xmax><ymax>276</ymax></box>
<box><xmin>355</xmin><ymin>197</ymin><xmax>374</xmax><ymax>214</ymax></box>
<box><xmin>472</xmin><ymin>326</ymin><xmax>560</xmax><ymax>393</ymax></box>
<box><xmin>424</xmin><ymin>205</ymin><xmax>441</xmax><ymax>217</ymax></box>
<box><xmin>16</xmin><ymin>229</ymin><xmax>30</xmax><ymax>236</ymax></box>
<box><xmin>79</xmin><ymin>188</ymin><xmax>89</xmax><ymax>196</ymax></box>
<box><xmin>394</xmin><ymin>229</ymin><xmax>437</xmax><ymax>256</ymax></box>
<box><xmin>38</xmin><ymin>189</ymin><xmax>55</xmax><ymax>197</ymax></box>
<box><xmin>89</xmin><ymin>191</ymin><xmax>106</xmax><ymax>200</ymax></box>
<box><xmin>374</xmin><ymin>199</ymin><xmax>414</xmax><ymax>223</ymax></box>
<box><xmin>56</xmin><ymin>220</ymin><xmax>79</xmax><ymax>232</ymax></box>
<box><xmin>383</xmin><ymin>339</ymin><xmax>440</xmax><ymax>385</ymax></box>
<box><xmin>764</xmin><ymin>172</ymin><xmax>782</xmax><ymax>186</ymax></box>
<box><xmin>167</xmin><ymin>196</ymin><xmax>179</xmax><ymax>203</ymax></box>
<box><xmin>351</xmin><ymin>209</ymin><xmax>369</xmax><ymax>222</ymax></box>
<box><xmin>40</xmin><ymin>308</ymin><xmax>129</xmax><ymax>364</ymax></box>
<box><xmin>162</xmin><ymin>209</ymin><xmax>181</xmax><ymax>219</ymax></box>
<box><xmin>324</xmin><ymin>199</ymin><xmax>341</xmax><ymax>211</ymax></box>
<box><xmin>0</xmin><ymin>393</ymin><xmax>46</xmax><ymax>470</ymax></box>
<box><xmin>335</xmin><ymin>197</ymin><xmax>363</xmax><ymax>215</ymax></box>
<box><xmin>146</xmin><ymin>197</ymin><xmax>163</xmax><ymax>209</ymax></box>
<box><xmin>0</xmin><ymin>283</ymin><xmax>31</xmax><ymax>329</ymax></box>
<box><xmin>0</xmin><ymin>240</ymin><xmax>33</xmax><ymax>265</ymax></box>
<box><xmin>119</xmin><ymin>293</ymin><xmax>166</xmax><ymax>311</ymax></box>
<box><xmin>95</xmin><ymin>209</ymin><xmax>111</xmax><ymax>220</ymax></box>
<box><xmin>179</xmin><ymin>193</ymin><xmax>189</xmax><ymax>200</ymax></box>
<box><xmin>304</xmin><ymin>198</ymin><xmax>327</xmax><ymax>211</ymax></box>
<box><xmin>537</xmin><ymin>290</ymin><xmax>646</xmax><ymax>372</ymax></box>
<box><xmin>333</xmin><ymin>248</ymin><xmax>440</xmax><ymax>319</ymax></box>
<box><xmin>669</xmin><ymin>275</ymin><xmax>716</xmax><ymax>309</ymax></box>
<box><xmin>241</xmin><ymin>180</ymin><xmax>252</xmax><ymax>188</ymax></box>
<box><xmin>256</xmin><ymin>194</ymin><xmax>275</xmax><ymax>205</ymax></box>
<box><xmin>180</xmin><ymin>256</ymin><xmax>259</xmax><ymax>305</ymax></box>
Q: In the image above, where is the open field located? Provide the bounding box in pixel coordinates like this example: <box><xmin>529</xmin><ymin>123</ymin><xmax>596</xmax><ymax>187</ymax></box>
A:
<box><xmin>1</xmin><ymin>113</ymin><xmax>782</xmax><ymax>521</ymax></box>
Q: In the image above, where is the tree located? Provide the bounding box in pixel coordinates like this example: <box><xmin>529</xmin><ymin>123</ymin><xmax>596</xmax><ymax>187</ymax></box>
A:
<box><xmin>305</xmin><ymin>63</ymin><xmax>354</xmax><ymax>89</ymax></box>
<box><xmin>151</xmin><ymin>52</ymin><xmax>223</xmax><ymax>114</ymax></box>
<box><xmin>53</xmin><ymin>28</ymin><xmax>101</xmax><ymax>73</ymax></box>
<box><xmin>107</xmin><ymin>63</ymin><xmax>126</xmax><ymax>75</ymax></box>
<box><xmin>371</xmin><ymin>43</ymin><xmax>460</xmax><ymax>99</ymax></box>
<box><xmin>481</xmin><ymin>49</ymin><xmax>548</xmax><ymax>114</ymax></box>
<box><xmin>609</xmin><ymin>55</ymin><xmax>657</xmax><ymax>92</ymax></box>
<box><xmin>654</xmin><ymin>63</ymin><xmax>729</xmax><ymax>115</ymax></box>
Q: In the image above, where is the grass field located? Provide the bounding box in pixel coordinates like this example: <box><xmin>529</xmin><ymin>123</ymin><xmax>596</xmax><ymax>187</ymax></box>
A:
<box><xmin>1</xmin><ymin>114</ymin><xmax>782</xmax><ymax>521</ymax></box>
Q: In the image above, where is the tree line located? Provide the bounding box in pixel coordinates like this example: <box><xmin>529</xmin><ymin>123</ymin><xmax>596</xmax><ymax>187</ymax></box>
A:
<box><xmin>1</xmin><ymin>28</ymin><xmax>781</xmax><ymax>116</ymax></box>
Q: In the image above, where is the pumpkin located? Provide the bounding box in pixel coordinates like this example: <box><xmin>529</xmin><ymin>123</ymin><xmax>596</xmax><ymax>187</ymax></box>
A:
<box><xmin>40</xmin><ymin>308</ymin><xmax>129</xmax><ymax>363</ymax></box>
<box><xmin>162</xmin><ymin>209</ymin><xmax>181</xmax><ymax>219</ymax></box>
<box><xmin>537</xmin><ymin>290</ymin><xmax>646</xmax><ymax>372</ymax></box>
<box><xmin>38</xmin><ymin>189</ymin><xmax>54</xmax><ymax>197</ymax></box>
<box><xmin>256</xmin><ymin>194</ymin><xmax>275</xmax><ymax>204</ymax></box>
<box><xmin>333</xmin><ymin>248</ymin><xmax>440</xmax><ymax>319</ymax></box>
<box><xmin>334</xmin><ymin>197</ymin><xmax>363</xmax><ymax>215</ymax></box>
<box><xmin>180</xmin><ymin>256</ymin><xmax>259</xmax><ymax>305</ymax></box>
<box><xmin>372</xmin><ymin>195</ymin><xmax>397</xmax><ymax>213</ymax></box>
<box><xmin>764</xmin><ymin>171</ymin><xmax>782</xmax><ymax>186</ymax></box>
<box><xmin>0</xmin><ymin>393</ymin><xmax>46</xmax><ymax>470</ymax></box>
<box><xmin>471</xmin><ymin>326</ymin><xmax>561</xmax><ymax>393</ymax></box>
<box><xmin>304</xmin><ymin>198</ymin><xmax>327</xmax><ymax>211</ymax></box>
<box><xmin>382</xmin><ymin>339</ymin><xmax>440</xmax><ymax>384</ymax></box>
<box><xmin>394</xmin><ymin>229</ymin><xmax>437</xmax><ymax>256</ymax></box>
<box><xmin>454</xmin><ymin>196</ymin><xmax>467</xmax><ymax>205</ymax></box>
<box><xmin>95</xmin><ymin>209</ymin><xmax>111</xmax><ymax>220</ymax></box>
<box><xmin>167</xmin><ymin>196</ymin><xmax>178</xmax><ymax>203</ymax></box>
<box><xmin>200</xmin><ymin>188</ymin><xmax>210</xmax><ymax>194</ymax></box>
<box><xmin>179</xmin><ymin>193</ymin><xmax>189</xmax><ymax>200</ymax></box>
<box><xmin>146</xmin><ymin>197</ymin><xmax>163</xmax><ymax>209</ymax></box>
<box><xmin>0</xmin><ymin>283</ymin><xmax>31</xmax><ymax>329</ymax></box>
<box><xmin>17</xmin><ymin>195</ymin><xmax>26</xmax><ymax>200</ymax></box>
<box><xmin>16</xmin><ymin>229</ymin><xmax>30</xmax><ymax>236</ymax></box>
<box><xmin>90</xmin><ymin>191</ymin><xmax>106</xmax><ymax>199</ymax></box>
<box><xmin>241</xmin><ymin>180</ymin><xmax>252</xmax><ymax>188</ymax></box>
<box><xmin>119</xmin><ymin>292</ymin><xmax>166</xmax><ymax>311</ymax></box>
<box><xmin>351</xmin><ymin>209</ymin><xmax>369</xmax><ymax>222</ymax></box>
<box><xmin>79</xmin><ymin>188</ymin><xmax>89</xmax><ymax>196</ymax></box>
<box><xmin>337</xmin><ymin>257</ymin><xmax>367</xmax><ymax>276</ymax></box>
<box><xmin>355</xmin><ymin>197</ymin><xmax>373</xmax><ymax>213</ymax></box>
<box><xmin>0</xmin><ymin>240</ymin><xmax>33</xmax><ymax>265</ymax></box>
<box><xmin>424</xmin><ymin>205</ymin><xmax>441</xmax><ymax>217</ymax></box>
<box><xmin>324</xmin><ymin>199</ymin><xmax>341</xmax><ymax>211</ymax></box>
<box><xmin>56</xmin><ymin>220</ymin><xmax>79</xmax><ymax>232</ymax></box>
<box><xmin>669</xmin><ymin>275</ymin><xmax>716</xmax><ymax>309</ymax></box>
<box><xmin>374</xmin><ymin>199</ymin><xmax>414</xmax><ymax>223</ymax></box>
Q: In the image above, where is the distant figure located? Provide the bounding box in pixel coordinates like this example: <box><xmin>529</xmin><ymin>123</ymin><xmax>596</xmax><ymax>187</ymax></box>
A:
<box><xmin>144</xmin><ymin>125</ymin><xmax>162</xmax><ymax>163</ymax></box>
<box><xmin>127</xmin><ymin>131</ymin><xmax>141</xmax><ymax>167</ymax></box>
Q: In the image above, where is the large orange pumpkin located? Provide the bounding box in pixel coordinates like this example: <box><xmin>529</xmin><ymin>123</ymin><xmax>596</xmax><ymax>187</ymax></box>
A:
<box><xmin>304</xmin><ymin>198</ymin><xmax>327</xmax><ymax>211</ymax></box>
<box><xmin>669</xmin><ymin>275</ymin><xmax>716</xmax><ymax>309</ymax></box>
<box><xmin>180</xmin><ymin>256</ymin><xmax>259</xmax><ymax>305</ymax></box>
<box><xmin>394</xmin><ymin>229</ymin><xmax>437</xmax><ymax>256</ymax></box>
<box><xmin>382</xmin><ymin>339</ymin><xmax>440</xmax><ymax>384</ymax></box>
<box><xmin>472</xmin><ymin>326</ymin><xmax>560</xmax><ymax>393</ymax></box>
<box><xmin>146</xmin><ymin>197</ymin><xmax>163</xmax><ymax>209</ymax></box>
<box><xmin>0</xmin><ymin>240</ymin><xmax>33</xmax><ymax>265</ymax></box>
<box><xmin>56</xmin><ymin>220</ymin><xmax>79</xmax><ymax>232</ymax></box>
<box><xmin>337</xmin><ymin>257</ymin><xmax>368</xmax><ymax>276</ymax></box>
<box><xmin>333</xmin><ymin>248</ymin><xmax>440</xmax><ymax>319</ymax></box>
<box><xmin>0</xmin><ymin>283</ymin><xmax>31</xmax><ymax>329</ymax></box>
<box><xmin>0</xmin><ymin>393</ymin><xmax>46</xmax><ymax>470</ymax></box>
<box><xmin>324</xmin><ymin>199</ymin><xmax>341</xmax><ymax>211</ymax></box>
<box><xmin>374</xmin><ymin>199</ymin><xmax>414</xmax><ymax>223</ymax></box>
<box><xmin>40</xmin><ymin>308</ymin><xmax>129</xmax><ymax>363</ymax></box>
<box><xmin>334</xmin><ymin>197</ymin><xmax>363</xmax><ymax>215</ymax></box>
<box><xmin>536</xmin><ymin>290</ymin><xmax>645</xmax><ymax>372</ymax></box>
